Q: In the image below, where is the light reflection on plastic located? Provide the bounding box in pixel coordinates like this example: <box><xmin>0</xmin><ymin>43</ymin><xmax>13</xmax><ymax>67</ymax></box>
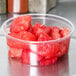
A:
<box><xmin>30</xmin><ymin>44</ymin><xmax>38</xmax><ymax>65</ymax></box>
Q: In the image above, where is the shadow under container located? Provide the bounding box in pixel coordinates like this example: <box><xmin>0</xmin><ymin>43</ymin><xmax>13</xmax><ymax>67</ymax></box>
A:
<box><xmin>2</xmin><ymin>14</ymin><xmax>74</xmax><ymax>66</ymax></box>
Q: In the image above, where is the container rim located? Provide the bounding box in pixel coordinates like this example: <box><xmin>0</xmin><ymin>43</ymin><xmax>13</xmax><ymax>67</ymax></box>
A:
<box><xmin>2</xmin><ymin>14</ymin><xmax>75</xmax><ymax>44</ymax></box>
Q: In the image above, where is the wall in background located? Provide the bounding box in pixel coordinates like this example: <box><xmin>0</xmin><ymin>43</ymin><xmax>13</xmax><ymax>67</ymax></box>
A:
<box><xmin>58</xmin><ymin>0</ymin><xmax>76</xmax><ymax>2</ymax></box>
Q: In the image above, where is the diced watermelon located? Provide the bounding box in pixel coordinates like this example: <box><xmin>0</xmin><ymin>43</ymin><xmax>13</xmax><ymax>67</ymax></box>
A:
<box><xmin>38</xmin><ymin>33</ymin><xmax>51</xmax><ymax>41</ymax></box>
<box><xmin>7</xmin><ymin>31</ymin><xmax>36</xmax><ymax>48</ymax></box>
<box><xmin>32</xmin><ymin>22</ymin><xmax>51</xmax><ymax>36</ymax></box>
<box><xmin>8</xmin><ymin>48</ymin><xmax>23</xmax><ymax>58</ymax></box>
<box><xmin>21</xmin><ymin>50</ymin><xmax>30</xmax><ymax>64</ymax></box>
<box><xmin>50</xmin><ymin>26</ymin><xmax>61</xmax><ymax>40</ymax></box>
<box><xmin>10</xmin><ymin>15</ymin><xmax>32</xmax><ymax>33</ymax></box>
<box><xmin>37</xmin><ymin>43</ymin><xmax>60</xmax><ymax>59</ymax></box>
<box><xmin>7</xmin><ymin>33</ymin><xmax>24</xmax><ymax>48</ymax></box>
<box><xmin>50</xmin><ymin>32</ymin><xmax>61</xmax><ymax>40</ymax></box>
<box><xmin>19</xmin><ymin>31</ymin><xmax>37</xmax><ymax>41</ymax></box>
<box><xmin>60</xmin><ymin>27</ymin><xmax>70</xmax><ymax>37</ymax></box>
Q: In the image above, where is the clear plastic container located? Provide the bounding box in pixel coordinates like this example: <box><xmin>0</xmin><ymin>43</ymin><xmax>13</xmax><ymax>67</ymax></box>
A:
<box><xmin>2</xmin><ymin>14</ymin><xmax>74</xmax><ymax>66</ymax></box>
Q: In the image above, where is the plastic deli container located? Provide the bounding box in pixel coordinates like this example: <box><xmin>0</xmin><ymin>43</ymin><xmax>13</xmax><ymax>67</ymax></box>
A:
<box><xmin>2</xmin><ymin>14</ymin><xmax>74</xmax><ymax>66</ymax></box>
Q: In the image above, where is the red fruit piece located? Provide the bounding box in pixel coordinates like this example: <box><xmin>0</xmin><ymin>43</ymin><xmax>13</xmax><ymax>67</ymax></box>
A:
<box><xmin>32</xmin><ymin>23</ymin><xmax>44</xmax><ymax>36</ymax></box>
<box><xmin>57</xmin><ymin>37</ymin><xmax>70</xmax><ymax>57</ymax></box>
<box><xmin>57</xmin><ymin>45</ymin><xmax>67</xmax><ymax>57</ymax></box>
<box><xmin>45</xmin><ymin>43</ymin><xmax>60</xmax><ymax>59</ymax></box>
<box><xmin>37</xmin><ymin>43</ymin><xmax>60</xmax><ymax>59</ymax></box>
<box><xmin>7</xmin><ymin>38</ymin><xmax>24</xmax><ymax>48</ymax></box>
<box><xmin>10</xmin><ymin>15</ymin><xmax>32</xmax><ymax>33</ymax></box>
<box><xmin>7</xmin><ymin>33</ymin><xmax>24</xmax><ymax>48</ymax></box>
<box><xmin>8</xmin><ymin>48</ymin><xmax>23</xmax><ymax>58</ymax></box>
<box><xmin>28</xmin><ymin>25</ymin><xmax>33</xmax><ymax>32</ymax></box>
<box><xmin>38</xmin><ymin>33</ymin><xmax>51</xmax><ymax>41</ymax></box>
<box><xmin>41</xmin><ymin>26</ymin><xmax>51</xmax><ymax>34</ymax></box>
<box><xmin>8</xmin><ymin>32</ymin><xmax>20</xmax><ymax>38</ymax></box>
<box><xmin>37</xmin><ymin>55</ymin><xmax>44</xmax><ymax>61</ymax></box>
<box><xmin>40</xmin><ymin>57</ymin><xmax>58</xmax><ymax>65</ymax></box>
<box><xmin>50</xmin><ymin>26</ymin><xmax>61</xmax><ymax>39</ymax></box>
<box><xmin>7</xmin><ymin>31</ymin><xmax>36</xmax><ymax>48</ymax></box>
<box><xmin>21</xmin><ymin>50</ymin><xmax>30</xmax><ymax>64</ymax></box>
<box><xmin>60</xmin><ymin>27</ymin><xmax>70</xmax><ymax>37</ymax></box>
<box><xmin>51</xmin><ymin>26</ymin><xmax>60</xmax><ymax>32</ymax></box>
<box><xmin>32</xmin><ymin>22</ymin><xmax>51</xmax><ymax>36</ymax></box>
<box><xmin>51</xmin><ymin>32</ymin><xmax>61</xmax><ymax>40</ymax></box>
<box><xmin>19</xmin><ymin>31</ymin><xmax>36</xmax><ymax>41</ymax></box>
